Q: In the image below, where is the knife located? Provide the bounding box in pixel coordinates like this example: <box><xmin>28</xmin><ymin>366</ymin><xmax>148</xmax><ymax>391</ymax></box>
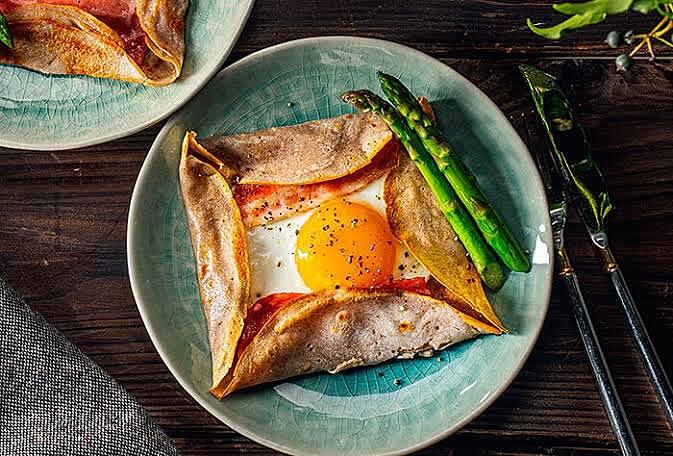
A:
<box><xmin>521</xmin><ymin>110</ymin><xmax>640</xmax><ymax>456</ymax></box>
<box><xmin>520</xmin><ymin>64</ymin><xmax>673</xmax><ymax>431</ymax></box>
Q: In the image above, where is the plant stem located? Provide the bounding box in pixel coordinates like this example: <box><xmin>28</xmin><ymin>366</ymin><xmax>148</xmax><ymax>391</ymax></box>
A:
<box><xmin>630</xmin><ymin>13</ymin><xmax>673</xmax><ymax>58</ymax></box>
<box><xmin>654</xmin><ymin>35</ymin><xmax>673</xmax><ymax>48</ymax></box>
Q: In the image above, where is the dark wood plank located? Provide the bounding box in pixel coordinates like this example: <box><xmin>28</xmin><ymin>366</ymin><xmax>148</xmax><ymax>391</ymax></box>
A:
<box><xmin>234</xmin><ymin>0</ymin><xmax>673</xmax><ymax>59</ymax></box>
<box><xmin>2</xmin><ymin>58</ymin><xmax>673</xmax><ymax>455</ymax></box>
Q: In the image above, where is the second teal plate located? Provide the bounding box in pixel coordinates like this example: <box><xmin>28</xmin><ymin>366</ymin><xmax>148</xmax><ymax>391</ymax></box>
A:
<box><xmin>0</xmin><ymin>0</ymin><xmax>254</xmax><ymax>150</ymax></box>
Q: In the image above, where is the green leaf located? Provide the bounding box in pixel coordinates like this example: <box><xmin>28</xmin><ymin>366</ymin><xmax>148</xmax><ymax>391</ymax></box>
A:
<box><xmin>0</xmin><ymin>11</ymin><xmax>13</xmax><ymax>48</ymax></box>
<box><xmin>527</xmin><ymin>0</ymin><xmax>633</xmax><ymax>40</ymax></box>
<box><xmin>554</xmin><ymin>0</ymin><xmax>632</xmax><ymax>15</ymax></box>
<box><xmin>527</xmin><ymin>11</ymin><xmax>607</xmax><ymax>39</ymax></box>
<box><xmin>631</xmin><ymin>0</ymin><xmax>665</xmax><ymax>13</ymax></box>
<box><xmin>631</xmin><ymin>0</ymin><xmax>673</xmax><ymax>16</ymax></box>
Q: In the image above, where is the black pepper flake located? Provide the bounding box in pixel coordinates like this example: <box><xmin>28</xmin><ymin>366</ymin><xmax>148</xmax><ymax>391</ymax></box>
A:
<box><xmin>348</xmin><ymin>255</ymin><xmax>353</xmax><ymax>264</ymax></box>
<box><xmin>322</xmin><ymin>225</ymin><xmax>330</xmax><ymax>231</ymax></box>
<box><xmin>334</xmin><ymin>284</ymin><xmax>340</xmax><ymax>290</ymax></box>
<box><xmin>404</xmin><ymin>252</ymin><xmax>410</xmax><ymax>258</ymax></box>
<box><xmin>277</xmin><ymin>261</ymin><xmax>282</xmax><ymax>267</ymax></box>
<box><xmin>295</xmin><ymin>229</ymin><xmax>299</xmax><ymax>235</ymax></box>
<box><xmin>255</xmin><ymin>293</ymin><xmax>261</xmax><ymax>298</ymax></box>
<box><xmin>398</xmin><ymin>265</ymin><xmax>405</xmax><ymax>271</ymax></box>
<box><xmin>369</xmin><ymin>244</ymin><xmax>375</xmax><ymax>251</ymax></box>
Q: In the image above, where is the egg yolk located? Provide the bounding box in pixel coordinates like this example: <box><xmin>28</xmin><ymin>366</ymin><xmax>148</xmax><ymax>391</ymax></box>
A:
<box><xmin>295</xmin><ymin>201</ymin><xmax>396</xmax><ymax>291</ymax></box>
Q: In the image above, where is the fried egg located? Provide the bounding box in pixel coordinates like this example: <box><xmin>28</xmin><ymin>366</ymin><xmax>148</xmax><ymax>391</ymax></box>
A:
<box><xmin>246</xmin><ymin>176</ymin><xmax>429</xmax><ymax>300</ymax></box>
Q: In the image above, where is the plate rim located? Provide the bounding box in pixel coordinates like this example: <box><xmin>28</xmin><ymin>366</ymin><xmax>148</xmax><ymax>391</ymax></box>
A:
<box><xmin>0</xmin><ymin>0</ymin><xmax>255</xmax><ymax>151</ymax></box>
<box><xmin>127</xmin><ymin>35</ymin><xmax>553</xmax><ymax>456</ymax></box>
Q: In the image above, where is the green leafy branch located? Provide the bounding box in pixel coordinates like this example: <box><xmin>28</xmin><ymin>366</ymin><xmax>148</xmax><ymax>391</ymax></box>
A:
<box><xmin>527</xmin><ymin>0</ymin><xmax>673</xmax><ymax>69</ymax></box>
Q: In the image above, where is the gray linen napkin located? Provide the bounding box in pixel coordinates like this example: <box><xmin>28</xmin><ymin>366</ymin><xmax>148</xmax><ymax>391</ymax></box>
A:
<box><xmin>0</xmin><ymin>277</ymin><xmax>180</xmax><ymax>456</ymax></box>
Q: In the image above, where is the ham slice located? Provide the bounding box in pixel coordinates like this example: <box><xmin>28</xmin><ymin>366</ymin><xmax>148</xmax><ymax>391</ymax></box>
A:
<box><xmin>233</xmin><ymin>140</ymin><xmax>401</xmax><ymax>228</ymax></box>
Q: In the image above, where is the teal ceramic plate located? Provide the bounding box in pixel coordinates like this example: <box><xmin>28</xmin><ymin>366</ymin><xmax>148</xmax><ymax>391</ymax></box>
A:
<box><xmin>0</xmin><ymin>0</ymin><xmax>254</xmax><ymax>151</ymax></box>
<box><xmin>128</xmin><ymin>37</ymin><xmax>553</xmax><ymax>455</ymax></box>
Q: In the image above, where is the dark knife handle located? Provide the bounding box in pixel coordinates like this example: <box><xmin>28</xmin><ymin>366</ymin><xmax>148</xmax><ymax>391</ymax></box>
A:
<box><xmin>558</xmin><ymin>247</ymin><xmax>641</xmax><ymax>456</ymax></box>
<box><xmin>598</xmin><ymin>245</ymin><xmax>673</xmax><ymax>429</ymax></box>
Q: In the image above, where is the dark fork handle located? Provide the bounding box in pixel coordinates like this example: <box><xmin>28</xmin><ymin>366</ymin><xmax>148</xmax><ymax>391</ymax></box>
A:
<box><xmin>558</xmin><ymin>246</ymin><xmax>641</xmax><ymax>456</ymax></box>
<box><xmin>599</xmin><ymin>245</ymin><xmax>673</xmax><ymax>429</ymax></box>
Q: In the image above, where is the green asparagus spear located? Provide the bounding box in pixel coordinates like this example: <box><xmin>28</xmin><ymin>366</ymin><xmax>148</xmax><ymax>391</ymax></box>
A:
<box><xmin>341</xmin><ymin>90</ymin><xmax>506</xmax><ymax>291</ymax></box>
<box><xmin>377</xmin><ymin>72</ymin><xmax>531</xmax><ymax>273</ymax></box>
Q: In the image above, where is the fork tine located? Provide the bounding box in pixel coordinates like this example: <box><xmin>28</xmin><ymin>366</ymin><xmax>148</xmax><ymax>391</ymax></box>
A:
<box><xmin>521</xmin><ymin>110</ymin><xmax>564</xmax><ymax>206</ymax></box>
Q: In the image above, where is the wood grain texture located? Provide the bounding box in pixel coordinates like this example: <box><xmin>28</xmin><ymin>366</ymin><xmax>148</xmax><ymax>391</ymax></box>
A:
<box><xmin>1</xmin><ymin>1</ymin><xmax>673</xmax><ymax>455</ymax></box>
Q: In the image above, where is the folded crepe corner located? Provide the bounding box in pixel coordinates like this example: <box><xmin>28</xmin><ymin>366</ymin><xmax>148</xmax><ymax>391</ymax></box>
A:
<box><xmin>212</xmin><ymin>289</ymin><xmax>481</xmax><ymax>398</ymax></box>
<box><xmin>384</xmin><ymin>153</ymin><xmax>507</xmax><ymax>335</ymax></box>
<box><xmin>0</xmin><ymin>1</ymin><xmax>187</xmax><ymax>86</ymax></box>
<box><xmin>197</xmin><ymin>112</ymin><xmax>393</xmax><ymax>186</ymax></box>
<box><xmin>179</xmin><ymin>132</ymin><xmax>250</xmax><ymax>392</ymax></box>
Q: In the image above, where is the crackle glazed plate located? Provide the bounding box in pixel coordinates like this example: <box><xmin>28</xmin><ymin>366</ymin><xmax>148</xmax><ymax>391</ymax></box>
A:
<box><xmin>128</xmin><ymin>37</ymin><xmax>553</xmax><ymax>455</ymax></box>
<box><xmin>0</xmin><ymin>0</ymin><xmax>254</xmax><ymax>151</ymax></box>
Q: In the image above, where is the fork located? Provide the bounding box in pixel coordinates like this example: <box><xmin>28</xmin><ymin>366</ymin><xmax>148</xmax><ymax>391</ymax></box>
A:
<box><xmin>522</xmin><ymin>113</ymin><xmax>641</xmax><ymax>456</ymax></box>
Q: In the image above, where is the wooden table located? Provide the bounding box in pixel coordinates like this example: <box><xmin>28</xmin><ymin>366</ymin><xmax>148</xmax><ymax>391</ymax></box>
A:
<box><xmin>1</xmin><ymin>1</ymin><xmax>672</xmax><ymax>454</ymax></box>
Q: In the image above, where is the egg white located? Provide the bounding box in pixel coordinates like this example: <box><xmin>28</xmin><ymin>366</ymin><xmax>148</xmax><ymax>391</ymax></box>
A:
<box><xmin>246</xmin><ymin>175</ymin><xmax>430</xmax><ymax>300</ymax></box>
